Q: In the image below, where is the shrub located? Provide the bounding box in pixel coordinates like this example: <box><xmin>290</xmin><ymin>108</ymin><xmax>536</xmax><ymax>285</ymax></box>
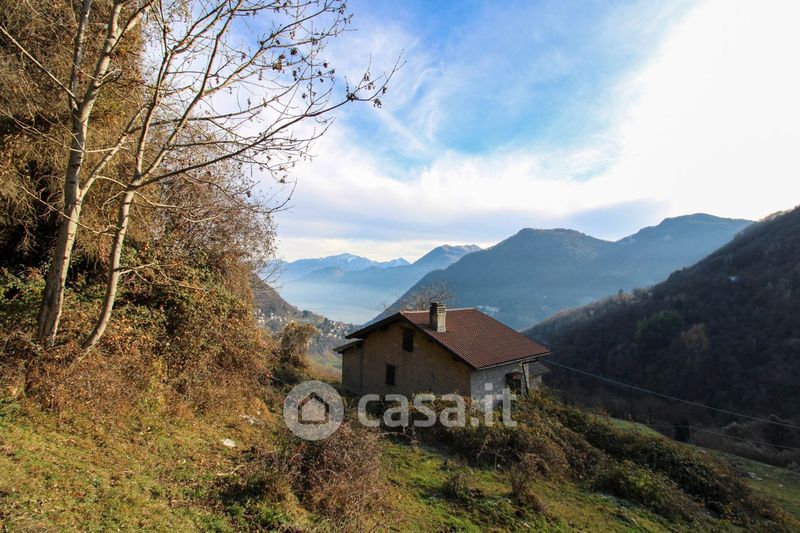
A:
<box><xmin>443</xmin><ymin>467</ymin><xmax>472</xmax><ymax>501</ymax></box>
<box><xmin>292</xmin><ymin>422</ymin><xmax>384</xmax><ymax>526</ymax></box>
<box><xmin>550</xmin><ymin>400</ymin><xmax>787</xmax><ymax>526</ymax></box>
<box><xmin>405</xmin><ymin>392</ymin><xmax>788</xmax><ymax>528</ymax></box>
<box><xmin>224</xmin><ymin>422</ymin><xmax>384</xmax><ymax>530</ymax></box>
<box><xmin>276</xmin><ymin>321</ymin><xmax>317</xmax><ymax>368</ymax></box>
<box><xmin>595</xmin><ymin>460</ymin><xmax>699</xmax><ymax>520</ymax></box>
<box><xmin>0</xmin><ymin>266</ymin><xmax>275</xmax><ymax>420</ymax></box>
<box><xmin>507</xmin><ymin>453</ymin><xmax>543</xmax><ymax>504</ymax></box>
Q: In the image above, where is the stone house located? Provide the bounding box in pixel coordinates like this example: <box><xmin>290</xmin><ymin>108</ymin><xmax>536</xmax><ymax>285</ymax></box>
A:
<box><xmin>335</xmin><ymin>303</ymin><xmax>551</xmax><ymax>404</ymax></box>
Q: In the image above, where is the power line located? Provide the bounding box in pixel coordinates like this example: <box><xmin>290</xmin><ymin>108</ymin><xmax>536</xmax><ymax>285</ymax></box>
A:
<box><xmin>547</xmin><ymin>360</ymin><xmax>800</xmax><ymax>431</ymax></box>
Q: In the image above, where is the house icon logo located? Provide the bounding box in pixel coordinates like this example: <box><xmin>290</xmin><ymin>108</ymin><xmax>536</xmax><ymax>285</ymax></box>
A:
<box><xmin>283</xmin><ymin>381</ymin><xmax>344</xmax><ymax>440</ymax></box>
<box><xmin>298</xmin><ymin>392</ymin><xmax>330</xmax><ymax>424</ymax></box>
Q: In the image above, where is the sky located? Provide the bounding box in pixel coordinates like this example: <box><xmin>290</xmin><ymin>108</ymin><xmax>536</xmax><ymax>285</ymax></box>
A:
<box><xmin>268</xmin><ymin>0</ymin><xmax>800</xmax><ymax>262</ymax></box>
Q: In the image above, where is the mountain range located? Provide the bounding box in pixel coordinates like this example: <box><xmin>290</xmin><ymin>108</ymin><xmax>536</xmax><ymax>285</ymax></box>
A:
<box><xmin>525</xmin><ymin>206</ymin><xmax>800</xmax><ymax>429</ymax></box>
<box><xmin>273</xmin><ymin>244</ymin><xmax>481</xmax><ymax>324</ymax></box>
<box><xmin>270</xmin><ymin>253</ymin><xmax>411</xmax><ymax>282</ymax></box>
<box><xmin>383</xmin><ymin>214</ymin><xmax>752</xmax><ymax>329</ymax></box>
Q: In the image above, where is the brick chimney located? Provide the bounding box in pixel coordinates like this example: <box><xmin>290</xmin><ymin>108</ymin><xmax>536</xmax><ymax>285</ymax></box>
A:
<box><xmin>429</xmin><ymin>302</ymin><xmax>446</xmax><ymax>332</ymax></box>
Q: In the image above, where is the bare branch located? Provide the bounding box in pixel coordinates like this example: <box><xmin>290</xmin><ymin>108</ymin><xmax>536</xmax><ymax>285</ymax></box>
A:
<box><xmin>0</xmin><ymin>24</ymin><xmax>76</xmax><ymax>101</ymax></box>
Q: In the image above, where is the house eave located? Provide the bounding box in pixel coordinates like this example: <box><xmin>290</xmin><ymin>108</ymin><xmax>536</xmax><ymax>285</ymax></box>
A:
<box><xmin>333</xmin><ymin>339</ymin><xmax>363</xmax><ymax>353</ymax></box>
<box><xmin>471</xmin><ymin>350</ymin><xmax>552</xmax><ymax>371</ymax></box>
<box><xmin>345</xmin><ymin>312</ymin><xmax>408</xmax><ymax>340</ymax></box>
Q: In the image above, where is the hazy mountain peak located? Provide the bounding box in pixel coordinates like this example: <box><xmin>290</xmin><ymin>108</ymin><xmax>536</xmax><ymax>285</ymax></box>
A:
<box><xmin>377</xmin><ymin>257</ymin><xmax>411</xmax><ymax>268</ymax></box>
<box><xmin>494</xmin><ymin>228</ymin><xmax>610</xmax><ymax>260</ymax></box>
<box><xmin>505</xmin><ymin>227</ymin><xmax>610</xmax><ymax>245</ymax></box>
<box><xmin>617</xmin><ymin>214</ymin><xmax>751</xmax><ymax>247</ymax></box>
<box><xmin>412</xmin><ymin>244</ymin><xmax>481</xmax><ymax>268</ymax></box>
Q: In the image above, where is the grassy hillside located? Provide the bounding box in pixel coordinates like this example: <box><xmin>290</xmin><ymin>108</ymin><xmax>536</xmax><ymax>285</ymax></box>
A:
<box><xmin>606</xmin><ymin>418</ymin><xmax>800</xmax><ymax>523</ymax></box>
<box><xmin>2</xmin><ymin>391</ymin><xmax>798</xmax><ymax>531</ymax></box>
<box><xmin>0</xmin><ymin>400</ymin><xmax>245</xmax><ymax>530</ymax></box>
<box><xmin>382</xmin><ymin>440</ymin><xmax>688</xmax><ymax>532</ymax></box>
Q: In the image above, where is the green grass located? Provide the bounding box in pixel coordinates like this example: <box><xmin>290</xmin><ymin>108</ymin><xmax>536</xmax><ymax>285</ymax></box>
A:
<box><xmin>381</xmin><ymin>439</ymin><xmax>699</xmax><ymax>532</ymax></box>
<box><xmin>0</xmin><ymin>399</ymin><xmax>248</xmax><ymax>531</ymax></box>
<box><xmin>720</xmin><ymin>452</ymin><xmax>800</xmax><ymax>522</ymax></box>
<box><xmin>602</xmin><ymin>416</ymin><xmax>663</xmax><ymax>437</ymax></box>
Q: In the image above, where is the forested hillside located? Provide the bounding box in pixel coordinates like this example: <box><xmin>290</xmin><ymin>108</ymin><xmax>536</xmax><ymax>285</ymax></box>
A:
<box><xmin>527</xmin><ymin>207</ymin><xmax>800</xmax><ymax>460</ymax></box>
<box><xmin>252</xmin><ymin>275</ymin><xmax>353</xmax><ymax>371</ymax></box>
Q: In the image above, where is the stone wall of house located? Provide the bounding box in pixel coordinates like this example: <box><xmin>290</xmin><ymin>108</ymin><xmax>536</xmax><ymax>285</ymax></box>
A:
<box><xmin>341</xmin><ymin>344</ymin><xmax>363</xmax><ymax>393</ymax></box>
<box><xmin>522</xmin><ymin>362</ymin><xmax>544</xmax><ymax>391</ymax></box>
<box><xmin>469</xmin><ymin>361</ymin><xmax>525</xmax><ymax>407</ymax></box>
<box><xmin>345</xmin><ymin>321</ymin><xmax>472</xmax><ymax>397</ymax></box>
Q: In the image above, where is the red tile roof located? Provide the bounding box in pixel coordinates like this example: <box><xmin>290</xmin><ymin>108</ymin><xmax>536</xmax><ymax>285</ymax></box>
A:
<box><xmin>346</xmin><ymin>308</ymin><xmax>550</xmax><ymax>369</ymax></box>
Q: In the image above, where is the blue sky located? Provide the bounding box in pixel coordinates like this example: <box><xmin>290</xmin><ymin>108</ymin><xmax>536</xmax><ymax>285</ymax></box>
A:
<box><xmin>272</xmin><ymin>0</ymin><xmax>800</xmax><ymax>261</ymax></box>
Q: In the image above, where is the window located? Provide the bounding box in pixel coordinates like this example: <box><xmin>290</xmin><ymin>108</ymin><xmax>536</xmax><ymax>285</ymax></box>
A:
<box><xmin>402</xmin><ymin>328</ymin><xmax>414</xmax><ymax>352</ymax></box>
<box><xmin>386</xmin><ymin>364</ymin><xmax>397</xmax><ymax>386</ymax></box>
<box><xmin>505</xmin><ymin>371</ymin><xmax>524</xmax><ymax>394</ymax></box>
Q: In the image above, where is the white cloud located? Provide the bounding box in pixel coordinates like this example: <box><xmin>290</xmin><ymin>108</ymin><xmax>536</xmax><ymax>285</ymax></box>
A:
<box><xmin>274</xmin><ymin>0</ymin><xmax>800</xmax><ymax>261</ymax></box>
<box><xmin>601</xmin><ymin>0</ymin><xmax>800</xmax><ymax>220</ymax></box>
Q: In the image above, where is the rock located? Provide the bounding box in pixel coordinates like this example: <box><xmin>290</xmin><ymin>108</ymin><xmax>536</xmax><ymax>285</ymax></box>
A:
<box><xmin>240</xmin><ymin>414</ymin><xmax>258</xmax><ymax>425</ymax></box>
<box><xmin>222</xmin><ymin>439</ymin><xmax>236</xmax><ymax>448</ymax></box>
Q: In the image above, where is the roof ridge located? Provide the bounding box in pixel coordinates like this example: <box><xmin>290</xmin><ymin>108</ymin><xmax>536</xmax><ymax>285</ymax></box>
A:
<box><xmin>401</xmin><ymin>307</ymin><xmax>475</xmax><ymax>313</ymax></box>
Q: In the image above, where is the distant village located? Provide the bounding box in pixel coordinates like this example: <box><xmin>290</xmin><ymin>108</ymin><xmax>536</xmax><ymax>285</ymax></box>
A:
<box><xmin>256</xmin><ymin>307</ymin><xmax>353</xmax><ymax>370</ymax></box>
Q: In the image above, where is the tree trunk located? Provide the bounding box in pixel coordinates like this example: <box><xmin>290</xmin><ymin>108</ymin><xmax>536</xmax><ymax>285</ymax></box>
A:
<box><xmin>37</xmin><ymin>111</ymin><xmax>87</xmax><ymax>346</ymax></box>
<box><xmin>37</xmin><ymin>0</ymin><xmax>129</xmax><ymax>347</ymax></box>
<box><xmin>81</xmin><ymin>187</ymin><xmax>135</xmax><ymax>351</ymax></box>
<box><xmin>37</xmin><ymin>201</ymin><xmax>82</xmax><ymax>345</ymax></box>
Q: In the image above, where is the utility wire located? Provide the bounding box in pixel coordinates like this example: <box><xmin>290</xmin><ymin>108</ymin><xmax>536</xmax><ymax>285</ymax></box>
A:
<box><xmin>547</xmin><ymin>360</ymin><xmax>800</xmax><ymax>431</ymax></box>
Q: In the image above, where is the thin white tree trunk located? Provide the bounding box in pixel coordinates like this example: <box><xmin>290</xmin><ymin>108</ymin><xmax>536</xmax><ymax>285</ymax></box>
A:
<box><xmin>82</xmin><ymin>187</ymin><xmax>135</xmax><ymax>351</ymax></box>
<box><xmin>37</xmin><ymin>110</ymin><xmax>88</xmax><ymax>345</ymax></box>
<box><xmin>37</xmin><ymin>201</ymin><xmax>81</xmax><ymax>345</ymax></box>
<box><xmin>36</xmin><ymin>0</ymin><xmax>129</xmax><ymax>346</ymax></box>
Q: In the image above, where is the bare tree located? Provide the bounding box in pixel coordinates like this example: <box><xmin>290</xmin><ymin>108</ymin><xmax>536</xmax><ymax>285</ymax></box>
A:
<box><xmin>1</xmin><ymin>0</ymin><xmax>398</xmax><ymax>349</ymax></box>
<box><xmin>397</xmin><ymin>280</ymin><xmax>455</xmax><ymax>311</ymax></box>
<box><xmin>1</xmin><ymin>0</ymin><xmax>150</xmax><ymax>345</ymax></box>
